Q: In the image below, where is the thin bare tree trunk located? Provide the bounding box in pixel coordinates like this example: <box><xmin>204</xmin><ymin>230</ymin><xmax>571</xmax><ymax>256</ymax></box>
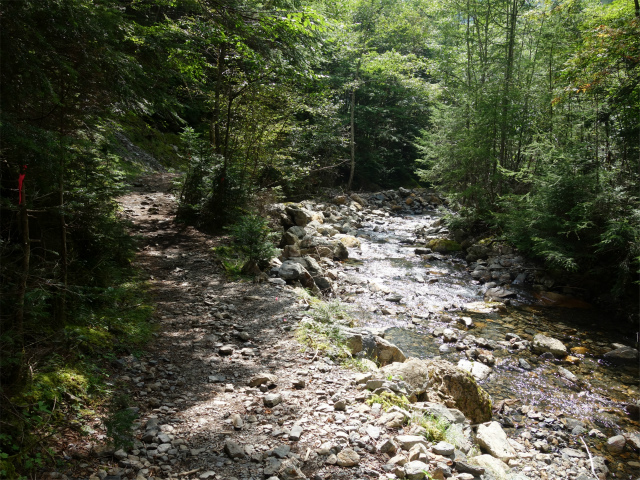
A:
<box><xmin>16</xmin><ymin>179</ymin><xmax>30</xmax><ymax>351</ymax></box>
<box><xmin>347</xmin><ymin>62</ymin><xmax>361</xmax><ymax>191</ymax></box>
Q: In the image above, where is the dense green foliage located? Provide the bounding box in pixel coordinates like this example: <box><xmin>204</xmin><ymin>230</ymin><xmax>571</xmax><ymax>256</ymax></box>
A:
<box><xmin>415</xmin><ymin>0</ymin><xmax>639</xmax><ymax>307</ymax></box>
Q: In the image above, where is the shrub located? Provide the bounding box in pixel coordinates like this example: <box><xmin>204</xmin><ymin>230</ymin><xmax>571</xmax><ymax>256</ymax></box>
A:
<box><xmin>228</xmin><ymin>214</ymin><xmax>277</xmax><ymax>269</ymax></box>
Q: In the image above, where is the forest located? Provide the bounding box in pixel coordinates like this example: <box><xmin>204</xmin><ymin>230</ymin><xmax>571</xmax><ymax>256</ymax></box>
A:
<box><xmin>0</xmin><ymin>0</ymin><xmax>638</xmax><ymax>476</ymax></box>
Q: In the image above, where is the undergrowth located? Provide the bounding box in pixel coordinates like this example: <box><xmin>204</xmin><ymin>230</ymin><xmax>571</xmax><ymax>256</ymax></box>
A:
<box><xmin>294</xmin><ymin>290</ymin><xmax>362</xmax><ymax>365</ymax></box>
<box><xmin>366</xmin><ymin>391</ymin><xmax>411</xmax><ymax>411</ymax></box>
<box><xmin>0</xmin><ymin>278</ymin><xmax>154</xmax><ymax>479</ymax></box>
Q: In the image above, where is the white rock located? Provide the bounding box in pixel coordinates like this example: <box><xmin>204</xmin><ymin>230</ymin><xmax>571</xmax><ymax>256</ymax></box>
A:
<box><xmin>476</xmin><ymin>421</ymin><xmax>517</xmax><ymax>462</ymax></box>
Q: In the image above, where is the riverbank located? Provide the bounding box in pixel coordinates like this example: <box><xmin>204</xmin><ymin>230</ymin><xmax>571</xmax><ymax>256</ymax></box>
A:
<box><xmin>49</xmin><ymin>175</ymin><xmax>639</xmax><ymax>480</ymax></box>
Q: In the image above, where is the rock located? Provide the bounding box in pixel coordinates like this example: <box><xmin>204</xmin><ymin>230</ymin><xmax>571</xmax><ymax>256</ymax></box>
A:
<box><xmin>249</xmin><ymin>373</ymin><xmax>278</xmax><ymax>388</ymax></box>
<box><xmin>332</xmin><ymin>241</ymin><xmax>349</xmax><ymax>260</ymax></box>
<box><xmin>457</xmin><ymin>359</ymin><xmax>492</xmax><ymax>381</ymax></box>
<box><xmin>351</xmin><ymin>193</ymin><xmax>368</xmax><ymax>206</ymax></box>
<box><xmin>432</xmin><ymin>441</ymin><xmax>455</xmax><ymax>456</ymax></box>
<box><xmin>231</xmin><ymin>413</ymin><xmax>243</xmax><ymax>430</ymax></box>
<box><xmin>342</xmin><ymin>330</ymin><xmax>406</xmax><ymax>366</ymax></box>
<box><xmin>289</xmin><ymin>424</ymin><xmax>303</xmax><ymax>441</ymax></box>
<box><xmin>454</xmin><ymin>461</ymin><xmax>485</xmax><ymax>476</ymax></box>
<box><xmin>557</xmin><ymin>366</ymin><xmax>579</xmax><ymax>384</ymax></box>
<box><xmin>476</xmin><ymin>422</ymin><xmax>516</xmax><ymax>462</ymax></box>
<box><xmin>625</xmin><ymin>432</ymin><xmax>640</xmax><ymax>451</ymax></box>
<box><xmin>518</xmin><ymin>359</ymin><xmax>533</xmax><ymax>370</ymax></box>
<box><xmin>333</xmin><ymin>399</ymin><xmax>346</xmax><ymax>411</ymax></box>
<box><xmin>264</xmin><ymin>393</ymin><xmax>283</xmax><ymax>407</ymax></box>
<box><xmin>484</xmin><ymin>287</ymin><xmax>516</xmax><ymax>301</ymax></box>
<box><xmin>427</xmin><ymin>238</ymin><xmax>462</xmax><ymax>253</ymax></box>
<box><xmin>607</xmin><ymin>435</ymin><xmax>626</xmax><ymax>453</ymax></box>
<box><xmin>336</xmin><ymin>234</ymin><xmax>361</xmax><ymax>248</ymax></box>
<box><xmin>224</xmin><ymin>440</ymin><xmax>246</xmax><ymax>459</ymax></box>
<box><xmin>278</xmin><ymin>459</ymin><xmax>307</xmax><ymax>479</ymax></box>
<box><xmin>377</xmin><ymin>438</ymin><xmax>397</xmax><ymax>454</ymax></box>
<box><xmin>218</xmin><ymin>345</ymin><xmax>235</xmax><ymax>355</ymax></box>
<box><xmin>336</xmin><ymin>448</ymin><xmax>360</xmax><ymax>467</ymax></box>
<box><xmin>378</xmin><ymin>411</ymin><xmax>406</xmax><ymax>428</ymax></box>
<box><xmin>282</xmin><ymin>244</ymin><xmax>301</xmax><ymax>258</ymax></box>
<box><xmin>603</xmin><ymin>346</ymin><xmax>639</xmax><ymax>362</ymax></box>
<box><xmin>380</xmin><ymin>357</ymin><xmax>492</xmax><ymax>424</ymax></box>
<box><xmin>395</xmin><ymin>435</ymin><xmax>429</xmax><ymax>451</ymax></box>
<box><xmin>404</xmin><ymin>460</ymin><xmax>430</xmax><ymax>480</ymax></box>
<box><xmin>279</xmin><ymin>260</ymin><xmax>308</xmax><ymax>281</ymax></box>
<box><xmin>366</xmin><ymin>424</ymin><xmax>381</xmax><ymax>440</ymax></box>
<box><xmin>286</xmin><ymin>206</ymin><xmax>314</xmax><ymax>227</ymax></box>
<box><xmin>468</xmin><ymin>454</ymin><xmax>510</xmax><ymax>479</ymax></box>
<box><xmin>314</xmin><ymin>276</ymin><xmax>332</xmax><ymax>291</ymax></box>
<box><xmin>532</xmin><ymin>334</ymin><xmax>568</xmax><ymax>357</ymax></box>
<box><xmin>412</xmin><ymin>402</ymin><xmax>465</xmax><ymax>425</ymax></box>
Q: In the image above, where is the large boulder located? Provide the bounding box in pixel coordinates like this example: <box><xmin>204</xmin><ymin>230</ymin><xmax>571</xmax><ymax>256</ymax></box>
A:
<box><xmin>427</xmin><ymin>238</ymin><xmax>462</xmax><ymax>253</ymax></box>
<box><xmin>342</xmin><ymin>330</ymin><xmax>406</xmax><ymax>367</ymax></box>
<box><xmin>286</xmin><ymin>206</ymin><xmax>315</xmax><ymax>227</ymax></box>
<box><xmin>332</xmin><ymin>241</ymin><xmax>349</xmax><ymax>260</ymax></box>
<box><xmin>380</xmin><ymin>357</ymin><xmax>492</xmax><ymax>424</ymax></box>
<box><xmin>278</xmin><ymin>260</ymin><xmax>307</xmax><ymax>280</ymax></box>
<box><xmin>532</xmin><ymin>334</ymin><xmax>568</xmax><ymax>357</ymax></box>
<box><xmin>468</xmin><ymin>455</ymin><xmax>510</xmax><ymax>480</ymax></box>
<box><xmin>335</xmin><ymin>234</ymin><xmax>361</xmax><ymax>248</ymax></box>
<box><xmin>603</xmin><ymin>346</ymin><xmax>639</xmax><ymax>363</ymax></box>
<box><xmin>476</xmin><ymin>421</ymin><xmax>516</xmax><ymax>462</ymax></box>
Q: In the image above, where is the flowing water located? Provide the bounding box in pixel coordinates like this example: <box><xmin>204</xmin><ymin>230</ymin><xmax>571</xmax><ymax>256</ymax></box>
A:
<box><xmin>344</xmin><ymin>211</ymin><xmax>639</xmax><ymax>437</ymax></box>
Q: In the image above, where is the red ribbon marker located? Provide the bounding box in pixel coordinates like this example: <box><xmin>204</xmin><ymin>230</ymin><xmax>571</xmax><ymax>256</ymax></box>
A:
<box><xmin>18</xmin><ymin>166</ymin><xmax>27</xmax><ymax>205</ymax></box>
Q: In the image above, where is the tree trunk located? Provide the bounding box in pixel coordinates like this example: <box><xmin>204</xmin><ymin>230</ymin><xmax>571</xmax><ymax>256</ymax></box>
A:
<box><xmin>16</xmin><ymin>177</ymin><xmax>30</xmax><ymax>351</ymax></box>
<box><xmin>211</xmin><ymin>43</ymin><xmax>226</xmax><ymax>153</ymax></box>
<box><xmin>57</xmin><ymin>154</ymin><xmax>67</xmax><ymax>324</ymax></box>
<box><xmin>347</xmin><ymin>62</ymin><xmax>361</xmax><ymax>191</ymax></box>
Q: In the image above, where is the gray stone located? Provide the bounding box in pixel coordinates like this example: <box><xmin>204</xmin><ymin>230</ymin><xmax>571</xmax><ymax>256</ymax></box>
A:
<box><xmin>607</xmin><ymin>435</ymin><xmax>626</xmax><ymax>453</ymax></box>
<box><xmin>532</xmin><ymin>334</ymin><xmax>567</xmax><ymax>357</ymax></box>
<box><xmin>219</xmin><ymin>345</ymin><xmax>235</xmax><ymax>356</ymax></box>
<box><xmin>468</xmin><ymin>454</ymin><xmax>510</xmax><ymax>478</ymax></box>
<box><xmin>603</xmin><ymin>346</ymin><xmax>639</xmax><ymax>362</ymax></box>
<box><xmin>518</xmin><ymin>359</ymin><xmax>533</xmax><ymax>370</ymax></box>
<box><xmin>279</xmin><ymin>261</ymin><xmax>308</xmax><ymax>281</ymax></box>
<box><xmin>231</xmin><ymin>414</ymin><xmax>243</xmax><ymax>430</ymax></box>
<box><xmin>366</xmin><ymin>424</ymin><xmax>381</xmax><ymax>440</ymax></box>
<box><xmin>289</xmin><ymin>424</ymin><xmax>303</xmax><ymax>441</ymax></box>
<box><xmin>272</xmin><ymin>445</ymin><xmax>291</xmax><ymax>459</ymax></box>
<box><xmin>224</xmin><ymin>440</ymin><xmax>246</xmax><ymax>459</ymax></box>
<box><xmin>476</xmin><ymin>421</ymin><xmax>517</xmax><ymax>462</ymax></box>
<box><xmin>404</xmin><ymin>460</ymin><xmax>430</xmax><ymax>480</ymax></box>
<box><xmin>380</xmin><ymin>357</ymin><xmax>492</xmax><ymax>424</ymax></box>
<box><xmin>432</xmin><ymin>441</ymin><xmax>455</xmax><ymax>456</ymax></box>
<box><xmin>455</xmin><ymin>461</ymin><xmax>485</xmax><ymax>476</ymax></box>
<box><xmin>279</xmin><ymin>459</ymin><xmax>306</xmax><ymax>479</ymax></box>
<box><xmin>457</xmin><ymin>359</ymin><xmax>492</xmax><ymax>381</ymax></box>
<box><xmin>484</xmin><ymin>287</ymin><xmax>516</xmax><ymax>301</ymax></box>
<box><xmin>264</xmin><ymin>393</ymin><xmax>283</xmax><ymax>407</ymax></box>
<box><xmin>557</xmin><ymin>366</ymin><xmax>579</xmax><ymax>384</ymax></box>
<box><xmin>377</xmin><ymin>438</ymin><xmax>397</xmax><ymax>455</ymax></box>
<box><xmin>395</xmin><ymin>435</ymin><xmax>428</xmax><ymax>451</ymax></box>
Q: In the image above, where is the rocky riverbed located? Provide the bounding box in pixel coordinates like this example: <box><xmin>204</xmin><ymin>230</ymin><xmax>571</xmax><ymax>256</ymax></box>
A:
<box><xmin>56</xmin><ymin>176</ymin><xmax>638</xmax><ymax>480</ymax></box>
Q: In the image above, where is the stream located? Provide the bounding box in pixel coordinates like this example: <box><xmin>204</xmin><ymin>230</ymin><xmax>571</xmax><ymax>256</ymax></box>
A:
<box><xmin>338</xmin><ymin>210</ymin><xmax>639</xmax><ymax>442</ymax></box>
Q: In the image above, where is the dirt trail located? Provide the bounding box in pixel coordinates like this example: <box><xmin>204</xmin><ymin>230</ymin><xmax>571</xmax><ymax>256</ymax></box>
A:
<box><xmin>110</xmin><ymin>174</ymin><xmax>369</xmax><ymax>480</ymax></box>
